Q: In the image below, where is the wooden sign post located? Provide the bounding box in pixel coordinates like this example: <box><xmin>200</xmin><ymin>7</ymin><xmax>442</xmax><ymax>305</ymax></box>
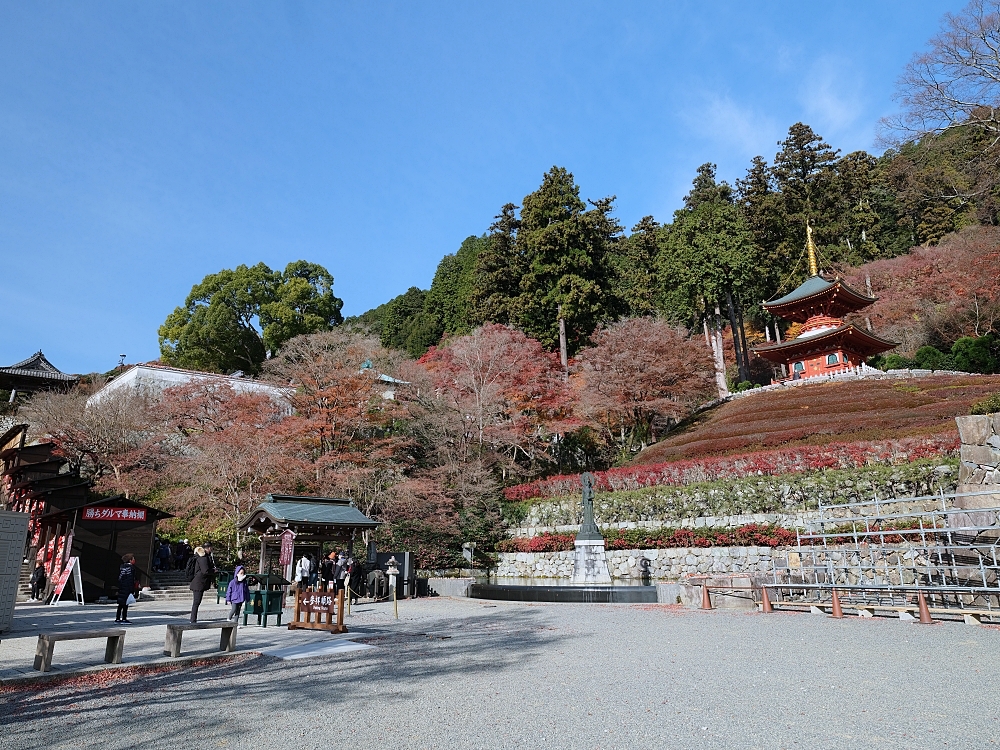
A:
<box><xmin>288</xmin><ymin>585</ymin><xmax>346</xmax><ymax>634</ymax></box>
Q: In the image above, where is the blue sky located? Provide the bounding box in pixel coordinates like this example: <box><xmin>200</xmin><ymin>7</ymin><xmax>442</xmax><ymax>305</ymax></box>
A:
<box><xmin>0</xmin><ymin>1</ymin><xmax>958</xmax><ymax>374</ymax></box>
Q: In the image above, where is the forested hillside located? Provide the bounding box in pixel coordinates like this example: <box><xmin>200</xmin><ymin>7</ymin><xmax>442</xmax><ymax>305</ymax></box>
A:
<box><xmin>356</xmin><ymin>118</ymin><xmax>999</xmax><ymax>377</ymax></box>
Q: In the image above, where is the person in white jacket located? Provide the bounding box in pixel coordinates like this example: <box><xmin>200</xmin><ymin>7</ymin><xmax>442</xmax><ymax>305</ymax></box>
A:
<box><xmin>295</xmin><ymin>554</ymin><xmax>311</xmax><ymax>588</ymax></box>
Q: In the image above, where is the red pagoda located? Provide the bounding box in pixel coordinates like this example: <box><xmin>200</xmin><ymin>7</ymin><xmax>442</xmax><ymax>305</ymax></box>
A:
<box><xmin>753</xmin><ymin>226</ymin><xmax>896</xmax><ymax>381</ymax></box>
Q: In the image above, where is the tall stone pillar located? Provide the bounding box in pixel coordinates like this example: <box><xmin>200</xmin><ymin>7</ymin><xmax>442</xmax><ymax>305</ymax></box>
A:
<box><xmin>954</xmin><ymin>415</ymin><xmax>1000</xmax><ymax>528</ymax></box>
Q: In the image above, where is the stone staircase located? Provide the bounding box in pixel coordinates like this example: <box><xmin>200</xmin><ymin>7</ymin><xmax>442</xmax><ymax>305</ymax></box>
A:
<box><xmin>146</xmin><ymin>570</ymin><xmax>195</xmax><ymax>602</ymax></box>
<box><xmin>16</xmin><ymin>561</ymin><xmax>33</xmax><ymax>603</ymax></box>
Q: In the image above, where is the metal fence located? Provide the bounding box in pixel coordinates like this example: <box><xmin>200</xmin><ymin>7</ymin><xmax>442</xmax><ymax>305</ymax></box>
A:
<box><xmin>769</xmin><ymin>488</ymin><xmax>1000</xmax><ymax>614</ymax></box>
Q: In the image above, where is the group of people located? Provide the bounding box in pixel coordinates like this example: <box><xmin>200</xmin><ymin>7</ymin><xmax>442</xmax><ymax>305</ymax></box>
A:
<box><xmin>107</xmin><ymin>542</ymin><xmax>371</xmax><ymax>627</ymax></box>
<box><xmin>153</xmin><ymin>538</ymin><xmax>193</xmax><ymax>572</ymax></box>
<box><xmin>296</xmin><ymin>550</ymin><xmax>359</xmax><ymax>595</ymax></box>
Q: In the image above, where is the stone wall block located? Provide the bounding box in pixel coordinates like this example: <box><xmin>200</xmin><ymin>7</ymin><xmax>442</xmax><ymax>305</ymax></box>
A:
<box><xmin>956</xmin><ymin>415</ymin><xmax>991</xmax><ymax>446</ymax></box>
<box><xmin>961</xmin><ymin>444</ymin><xmax>1000</xmax><ymax>467</ymax></box>
<box><xmin>959</xmin><ymin>462</ymin><xmax>976</xmax><ymax>483</ymax></box>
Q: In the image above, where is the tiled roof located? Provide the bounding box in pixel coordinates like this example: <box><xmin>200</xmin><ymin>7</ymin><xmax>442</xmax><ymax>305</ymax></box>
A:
<box><xmin>0</xmin><ymin>351</ymin><xmax>77</xmax><ymax>381</ymax></box>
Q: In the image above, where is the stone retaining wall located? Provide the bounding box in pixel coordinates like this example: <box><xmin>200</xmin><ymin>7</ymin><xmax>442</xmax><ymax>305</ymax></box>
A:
<box><xmin>498</xmin><ymin>544</ymin><xmax>924</xmax><ymax>583</ymax></box>
<box><xmin>497</xmin><ymin>546</ymin><xmax>777</xmax><ymax>580</ymax></box>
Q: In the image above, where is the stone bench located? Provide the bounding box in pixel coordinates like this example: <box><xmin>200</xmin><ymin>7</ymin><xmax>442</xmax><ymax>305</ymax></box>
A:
<box><xmin>164</xmin><ymin>621</ymin><xmax>237</xmax><ymax>658</ymax></box>
<box><xmin>34</xmin><ymin>629</ymin><xmax>126</xmax><ymax>672</ymax></box>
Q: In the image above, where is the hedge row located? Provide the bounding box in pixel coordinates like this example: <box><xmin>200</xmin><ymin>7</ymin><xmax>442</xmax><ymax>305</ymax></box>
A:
<box><xmin>504</xmin><ymin>435</ymin><xmax>959</xmax><ymax>501</ymax></box>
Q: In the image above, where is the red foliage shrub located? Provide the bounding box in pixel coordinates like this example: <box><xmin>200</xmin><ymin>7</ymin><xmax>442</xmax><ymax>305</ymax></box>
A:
<box><xmin>503</xmin><ymin>434</ymin><xmax>959</xmax><ymax>501</ymax></box>
<box><xmin>633</xmin><ymin>375</ymin><xmax>1000</xmax><ymax>464</ymax></box>
<box><xmin>496</xmin><ymin>524</ymin><xmax>801</xmax><ymax>552</ymax></box>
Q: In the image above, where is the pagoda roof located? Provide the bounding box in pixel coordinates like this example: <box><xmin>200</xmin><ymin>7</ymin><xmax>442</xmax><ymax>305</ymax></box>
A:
<box><xmin>0</xmin><ymin>351</ymin><xmax>79</xmax><ymax>393</ymax></box>
<box><xmin>763</xmin><ymin>275</ymin><xmax>876</xmax><ymax>322</ymax></box>
<box><xmin>753</xmin><ymin>324</ymin><xmax>897</xmax><ymax>364</ymax></box>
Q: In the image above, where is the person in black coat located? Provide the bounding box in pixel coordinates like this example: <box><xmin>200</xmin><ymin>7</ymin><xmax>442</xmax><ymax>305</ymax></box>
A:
<box><xmin>188</xmin><ymin>546</ymin><xmax>213</xmax><ymax>623</ymax></box>
<box><xmin>29</xmin><ymin>563</ymin><xmax>47</xmax><ymax>601</ymax></box>
<box><xmin>116</xmin><ymin>554</ymin><xmax>136</xmax><ymax>623</ymax></box>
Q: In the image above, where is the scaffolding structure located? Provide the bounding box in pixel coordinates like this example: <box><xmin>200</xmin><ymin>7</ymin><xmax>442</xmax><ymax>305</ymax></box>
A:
<box><xmin>769</xmin><ymin>488</ymin><xmax>1000</xmax><ymax>617</ymax></box>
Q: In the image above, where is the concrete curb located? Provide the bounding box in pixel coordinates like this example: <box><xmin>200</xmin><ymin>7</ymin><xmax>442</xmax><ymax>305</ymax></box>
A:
<box><xmin>0</xmin><ymin>648</ymin><xmax>263</xmax><ymax>689</ymax></box>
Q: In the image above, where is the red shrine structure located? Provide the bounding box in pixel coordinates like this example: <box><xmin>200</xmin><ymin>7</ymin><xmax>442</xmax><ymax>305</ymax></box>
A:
<box><xmin>753</xmin><ymin>226</ymin><xmax>896</xmax><ymax>381</ymax></box>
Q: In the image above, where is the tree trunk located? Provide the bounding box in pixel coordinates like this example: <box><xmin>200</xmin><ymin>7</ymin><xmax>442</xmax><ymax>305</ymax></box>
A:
<box><xmin>708</xmin><ymin>300</ymin><xmax>730</xmax><ymax>399</ymax></box>
<box><xmin>557</xmin><ymin>305</ymin><xmax>568</xmax><ymax>375</ymax></box>
<box><xmin>736</xmin><ymin>296</ymin><xmax>751</xmax><ymax>381</ymax></box>
<box><xmin>725</xmin><ymin>289</ymin><xmax>749</xmax><ymax>383</ymax></box>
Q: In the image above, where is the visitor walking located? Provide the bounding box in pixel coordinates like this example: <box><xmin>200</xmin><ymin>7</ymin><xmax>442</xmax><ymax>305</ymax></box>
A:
<box><xmin>335</xmin><ymin>551</ymin><xmax>348</xmax><ymax>592</ymax></box>
<box><xmin>29</xmin><ymin>562</ymin><xmax>46</xmax><ymax>601</ymax></box>
<box><xmin>115</xmin><ymin>553</ymin><xmax>136</xmax><ymax>623</ymax></box>
<box><xmin>346</xmin><ymin>553</ymin><xmax>361</xmax><ymax>604</ymax></box>
<box><xmin>175</xmin><ymin>539</ymin><xmax>190</xmax><ymax>570</ymax></box>
<box><xmin>321</xmin><ymin>552</ymin><xmax>335</xmax><ymax>588</ymax></box>
<box><xmin>203</xmin><ymin>542</ymin><xmax>218</xmax><ymax>575</ymax></box>
<box><xmin>308</xmin><ymin>554</ymin><xmax>318</xmax><ymax>587</ymax></box>
<box><xmin>295</xmin><ymin>553</ymin><xmax>311</xmax><ymax>589</ymax></box>
<box><xmin>225</xmin><ymin>565</ymin><xmax>249</xmax><ymax>625</ymax></box>
<box><xmin>187</xmin><ymin>546</ymin><xmax>213</xmax><ymax>623</ymax></box>
<box><xmin>157</xmin><ymin>540</ymin><xmax>172</xmax><ymax>571</ymax></box>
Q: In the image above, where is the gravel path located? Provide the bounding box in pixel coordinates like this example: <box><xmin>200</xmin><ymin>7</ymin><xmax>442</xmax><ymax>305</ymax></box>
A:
<box><xmin>2</xmin><ymin>597</ymin><xmax>998</xmax><ymax>749</ymax></box>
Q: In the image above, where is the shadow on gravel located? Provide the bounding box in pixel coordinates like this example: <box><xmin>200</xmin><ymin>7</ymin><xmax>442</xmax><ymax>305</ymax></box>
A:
<box><xmin>0</xmin><ymin>607</ymin><xmax>568</xmax><ymax>746</ymax></box>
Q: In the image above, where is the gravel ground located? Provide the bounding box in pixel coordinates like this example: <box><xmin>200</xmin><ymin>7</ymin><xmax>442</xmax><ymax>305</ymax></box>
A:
<box><xmin>2</xmin><ymin>597</ymin><xmax>999</xmax><ymax>750</ymax></box>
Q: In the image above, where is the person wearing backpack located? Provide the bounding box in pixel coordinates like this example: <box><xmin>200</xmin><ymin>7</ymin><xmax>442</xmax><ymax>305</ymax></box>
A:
<box><xmin>188</xmin><ymin>546</ymin><xmax>213</xmax><ymax>623</ymax></box>
<box><xmin>116</xmin><ymin>554</ymin><xmax>136</xmax><ymax>623</ymax></box>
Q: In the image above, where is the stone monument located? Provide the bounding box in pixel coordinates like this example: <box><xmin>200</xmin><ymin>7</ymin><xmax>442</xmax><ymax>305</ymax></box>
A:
<box><xmin>572</xmin><ymin>472</ymin><xmax>612</xmax><ymax>584</ymax></box>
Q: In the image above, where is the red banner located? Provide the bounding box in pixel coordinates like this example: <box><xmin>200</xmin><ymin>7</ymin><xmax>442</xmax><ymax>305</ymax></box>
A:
<box><xmin>279</xmin><ymin>529</ymin><xmax>295</xmax><ymax>566</ymax></box>
<box><xmin>52</xmin><ymin>557</ymin><xmax>78</xmax><ymax>599</ymax></box>
<box><xmin>81</xmin><ymin>506</ymin><xmax>147</xmax><ymax>522</ymax></box>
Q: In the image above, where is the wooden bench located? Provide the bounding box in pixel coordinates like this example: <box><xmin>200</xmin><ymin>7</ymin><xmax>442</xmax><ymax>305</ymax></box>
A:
<box><xmin>164</xmin><ymin>621</ymin><xmax>237</xmax><ymax>658</ymax></box>
<box><xmin>34</xmin><ymin>629</ymin><xmax>126</xmax><ymax>672</ymax></box>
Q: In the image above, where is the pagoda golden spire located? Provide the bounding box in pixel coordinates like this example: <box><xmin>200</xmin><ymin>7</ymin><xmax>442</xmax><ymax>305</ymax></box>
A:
<box><xmin>805</xmin><ymin>222</ymin><xmax>819</xmax><ymax>277</ymax></box>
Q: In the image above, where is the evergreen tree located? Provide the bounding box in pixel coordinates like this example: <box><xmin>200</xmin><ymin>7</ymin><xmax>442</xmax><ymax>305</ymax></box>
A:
<box><xmin>379</xmin><ymin>287</ymin><xmax>442</xmax><ymax>357</ymax></box>
<box><xmin>611</xmin><ymin>216</ymin><xmax>661</xmax><ymax>317</ymax></box>
<box><xmin>469</xmin><ymin>203</ymin><xmax>523</xmax><ymax>327</ymax></box>
<box><xmin>515</xmin><ymin>167</ymin><xmax>622</xmax><ymax>354</ymax></box>
<box><xmin>158</xmin><ymin>261</ymin><xmax>344</xmax><ymax>375</ymax></box>
<box><xmin>425</xmin><ymin>235</ymin><xmax>488</xmax><ymax>336</ymax></box>
<box><xmin>770</xmin><ymin>123</ymin><xmax>840</xmax><ymax>272</ymax></box>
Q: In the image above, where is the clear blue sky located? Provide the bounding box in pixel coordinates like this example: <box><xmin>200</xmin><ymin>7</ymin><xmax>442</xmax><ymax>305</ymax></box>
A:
<box><xmin>0</xmin><ymin>1</ymin><xmax>959</xmax><ymax>374</ymax></box>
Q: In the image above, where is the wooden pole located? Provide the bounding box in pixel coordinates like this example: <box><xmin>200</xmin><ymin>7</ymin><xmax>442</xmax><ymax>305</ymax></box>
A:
<box><xmin>335</xmin><ymin>588</ymin><xmax>347</xmax><ymax>633</ymax></box>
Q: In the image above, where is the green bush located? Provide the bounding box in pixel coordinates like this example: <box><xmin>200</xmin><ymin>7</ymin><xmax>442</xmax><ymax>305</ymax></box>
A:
<box><xmin>879</xmin><ymin>353</ymin><xmax>916</xmax><ymax>371</ymax></box>
<box><xmin>913</xmin><ymin>346</ymin><xmax>954</xmax><ymax>371</ymax></box>
<box><xmin>971</xmin><ymin>393</ymin><xmax>1000</xmax><ymax>415</ymax></box>
<box><xmin>951</xmin><ymin>335</ymin><xmax>999</xmax><ymax>374</ymax></box>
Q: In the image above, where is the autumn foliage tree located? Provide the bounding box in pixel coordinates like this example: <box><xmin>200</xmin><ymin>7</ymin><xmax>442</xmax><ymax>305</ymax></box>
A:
<box><xmin>263</xmin><ymin>330</ymin><xmax>412</xmax><ymax>530</ymax></box>
<box><xmin>158</xmin><ymin>380</ymin><xmax>292</xmax><ymax>554</ymax></box>
<box><xmin>22</xmin><ymin>380</ymin><xmax>164</xmax><ymax>500</ymax></box>
<box><xmin>841</xmin><ymin>226</ymin><xmax>1000</xmax><ymax>353</ymax></box>
<box><xmin>416</xmin><ymin>324</ymin><xmax>573</xmax><ymax>478</ymax></box>
<box><xmin>575</xmin><ymin>318</ymin><xmax>716</xmax><ymax>461</ymax></box>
